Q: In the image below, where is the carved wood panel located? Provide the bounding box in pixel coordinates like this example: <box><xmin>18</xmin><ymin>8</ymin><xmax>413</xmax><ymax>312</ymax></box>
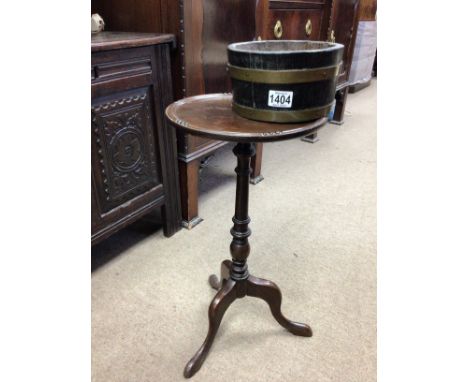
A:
<box><xmin>92</xmin><ymin>87</ymin><xmax>161</xmax><ymax>213</ymax></box>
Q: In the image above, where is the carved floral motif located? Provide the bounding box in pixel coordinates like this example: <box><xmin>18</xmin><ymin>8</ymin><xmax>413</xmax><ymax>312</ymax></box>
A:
<box><xmin>92</xmin><ymin>90</ymin><xmax>161</xmax><ymax>212</ymax></box>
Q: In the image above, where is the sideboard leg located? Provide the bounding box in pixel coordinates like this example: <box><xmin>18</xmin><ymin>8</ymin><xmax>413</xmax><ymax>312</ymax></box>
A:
<box><xmin>179</xmin><ymin>159</ymin><xmax>203</xmax><ymax>229</ymax></box>
<box><xmin>250</xmin><ymin>143</ymin><xmax>264</xmax><ymax>185</ymax></box>
<box><xmin>330</xmin><ymin>86</ymin><xmax>349</xmax><ymax>125</ymax></box>
<box><xmin>301</xmin><ymin>131</ymin><xmax>319</xmax><ymax>143</ymax></box>
<box><xmin>161</xmin><ymin>204</ymin><xmax>180</xmax><ymax>237</ymax></box>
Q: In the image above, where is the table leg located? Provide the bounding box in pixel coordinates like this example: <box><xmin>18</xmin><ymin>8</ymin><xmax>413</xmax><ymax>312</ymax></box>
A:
<box><xmin>208</xmin><ymin>260</ymin><xmax>232</xmax><ymax>290</ymax></box>
<box><xmin>183</xmin><ymin>142</ymin><xmax>312</xmax><ymax>378</ymax></box>
<box><xmin>330</xmin><ymin>87</ymin><xmax>349</xmax><ymax>125</ymax></box>
<box><xmin>246</xmin><ymin>275</ymin><xmax>312</xmax><ymax>336</ymax></box>
<box><xmin>183</xmin><ymin>279</ymin><xmax>237</xmax><ymax>378</ymax></box>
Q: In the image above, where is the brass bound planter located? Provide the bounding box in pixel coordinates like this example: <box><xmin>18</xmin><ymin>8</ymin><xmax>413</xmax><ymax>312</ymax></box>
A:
<box><xmin>227</xmin><ymin>40</ymin><xmax>344</xmax><ymax>123</ymax></box>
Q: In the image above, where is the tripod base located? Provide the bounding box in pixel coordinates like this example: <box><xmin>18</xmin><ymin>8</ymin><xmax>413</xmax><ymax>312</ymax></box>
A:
<box><xmin>183</xmin><ymin>260</ymin><xmax>312</xmax><ymax>378</ymax></box>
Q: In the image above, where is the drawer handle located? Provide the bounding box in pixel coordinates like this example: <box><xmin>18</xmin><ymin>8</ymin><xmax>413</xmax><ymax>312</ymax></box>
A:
<box><xmin>274</xmin><ymin>20</ymin><xmax>283</xmax><ymax>39</ymax></box>
<box><xmin>305</xmin><ymin>19</ymin><xmax>312</xmax><ymax>36</ymax></box>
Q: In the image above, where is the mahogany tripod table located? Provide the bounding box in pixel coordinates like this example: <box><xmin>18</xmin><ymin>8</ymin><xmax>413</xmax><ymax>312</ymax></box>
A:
<box><xmin>166</xmin><ymin>94</ymin><xmax>328</xmax><ymax>378</ymax></box>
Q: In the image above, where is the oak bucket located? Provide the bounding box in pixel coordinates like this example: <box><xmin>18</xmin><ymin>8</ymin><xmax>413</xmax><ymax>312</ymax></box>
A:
<box><xmin>227</xmin><ymin>40</ymin><xmax>344</xmax><ymax>123</ymax></box>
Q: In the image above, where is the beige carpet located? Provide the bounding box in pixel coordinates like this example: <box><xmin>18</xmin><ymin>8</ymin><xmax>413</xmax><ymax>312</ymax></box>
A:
<box><xmin>92</xmin><ymin>79</ymin><xmax>376</xmax><ymax>382</ymax></box>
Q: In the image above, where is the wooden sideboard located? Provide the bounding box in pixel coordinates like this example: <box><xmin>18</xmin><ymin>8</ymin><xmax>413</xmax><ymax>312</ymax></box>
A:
<box><xmin>91</xmin><ymin>32</ymin><xmax>181</xmax><ymax>245</ymax></box>
<box><xmin>257</xmin><ymin>0</ymin><xmax>360</xmax><ymax>131</ymax></box>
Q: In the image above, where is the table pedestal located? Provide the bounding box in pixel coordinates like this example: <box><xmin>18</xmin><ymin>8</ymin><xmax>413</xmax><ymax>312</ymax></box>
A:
<box><xmin>184</xmin><ymin>142</ymin><xmax>312</xmax><ymax>378</ymax></box>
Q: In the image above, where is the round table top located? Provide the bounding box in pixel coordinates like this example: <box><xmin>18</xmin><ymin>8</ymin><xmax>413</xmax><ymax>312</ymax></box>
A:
<box><xmin>165</xmin><ymin>94</ymin><xmax>328</xmax><ymax>143</ymax></box>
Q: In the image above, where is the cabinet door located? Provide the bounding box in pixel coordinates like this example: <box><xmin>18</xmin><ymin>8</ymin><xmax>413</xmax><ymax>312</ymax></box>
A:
<box><xmin>91</xmin><ymin>86</ymin><xmax>165</xmax><ymax>234</ymax></box>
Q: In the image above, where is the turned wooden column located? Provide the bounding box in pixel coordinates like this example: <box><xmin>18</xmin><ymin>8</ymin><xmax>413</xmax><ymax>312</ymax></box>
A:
<box><xmin>229</xmin><ymin>143</ymin><xmax>255</xmax><ymax>284</ymax></box>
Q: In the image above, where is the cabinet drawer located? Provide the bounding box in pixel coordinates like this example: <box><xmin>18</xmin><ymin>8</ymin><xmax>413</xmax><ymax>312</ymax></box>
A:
<box><xmin>92</xmin><ymin>46</ymin><xmax>154</xmax><ymax>85</ymax></box>
<box><xmin>266</xmin><ymin>9</ymin><xmax>323</xmax><ymax>40</ymax></box>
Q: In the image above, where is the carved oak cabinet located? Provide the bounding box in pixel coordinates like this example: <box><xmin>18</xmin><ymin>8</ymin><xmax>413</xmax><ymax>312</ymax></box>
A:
<box><xmin>91</xmin><ymin>32</ymin><xmax>181</xmax><ymax>245</ymax></box>
<box><xmin>92</xmin><ymin>0</ymin><xmax>265</xmax><ymax>229</ymax></box>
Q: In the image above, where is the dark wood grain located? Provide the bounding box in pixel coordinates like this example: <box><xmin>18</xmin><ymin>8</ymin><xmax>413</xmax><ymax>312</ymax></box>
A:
<box><xmin>358</xmin><ymin>0</ymin><xmax>377</xmax><ymax>21</ymax></box>
<box><xmin>166</xmin><ymin>94</ymin><xmax>327</xmax><ymax>143</ymax></box>
<box><xmin>92</xmin><ymin>0</ymin><xmax>164</xmax><ymax>34</ymax></box>
<box><xmin>328</xmin><ymin>0</ymin><xmax>361</xmax><ymax>87</ymax></box>
<box><xmin>201</xmin><ymin>0</ymin><xmax>257</xmax><ymax>95</ymax></box>
<box><xmin>270</xmin><ymin>1</ymin><xmax>327</xmax><ymax>10</ymax></box>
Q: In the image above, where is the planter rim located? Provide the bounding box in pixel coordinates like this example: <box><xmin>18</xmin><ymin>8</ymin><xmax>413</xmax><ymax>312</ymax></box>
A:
<box><xmin>228</xmin><ymin>40</ymin><xmax>344</xmax><ymax>55</ymax></box>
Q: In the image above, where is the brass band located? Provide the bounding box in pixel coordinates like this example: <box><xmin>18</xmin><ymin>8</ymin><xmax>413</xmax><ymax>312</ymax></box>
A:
<box><xmin>228</xmin><ymin>64</ymin><xmax>340</xmax><ymax>84</ymax></box>
<box><xmin>232</xmin><ymin>102</ymin><xmax>333</xmax><ymax>123</ymax></box>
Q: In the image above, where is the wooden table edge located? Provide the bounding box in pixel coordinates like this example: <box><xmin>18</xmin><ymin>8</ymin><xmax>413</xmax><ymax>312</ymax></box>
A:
<box><xmin>165</xmin><ymin>120</ymin><xmax>327</xmax><ymax>142</ymax></box>
<box><xmin>165</xmin><ymin>93</ymin><xmax>328</xmax><ymax>143</ymax></box>
<box><xmin>91</xmin><ymin>32</ymin><xmax>176</xmax><ymax>52</ymax></box>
